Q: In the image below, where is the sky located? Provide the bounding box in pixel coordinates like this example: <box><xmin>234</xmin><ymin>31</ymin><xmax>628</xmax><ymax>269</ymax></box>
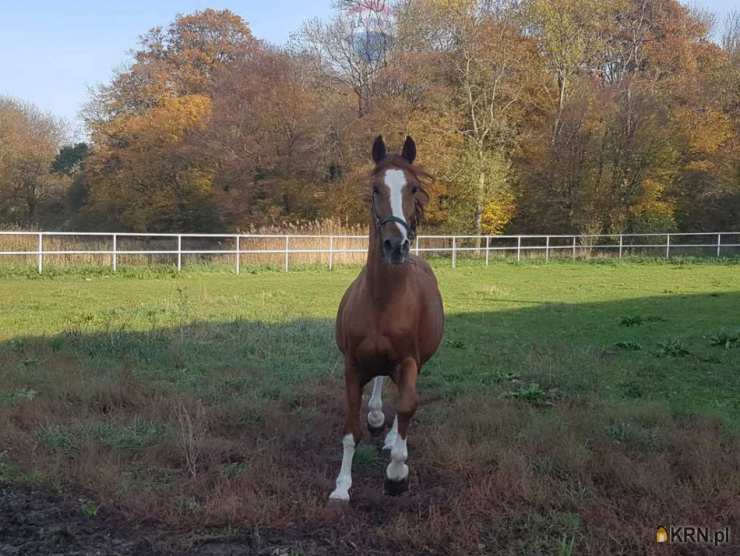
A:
<box><xmin>0</xmin><ymin>1</ymin><xmax>334</xmax><ymax>137</ymax></box>
<box><xmin>0</xmin><ymin>0</ymin><xmax>735</xmax><ymax>138</ymax></box>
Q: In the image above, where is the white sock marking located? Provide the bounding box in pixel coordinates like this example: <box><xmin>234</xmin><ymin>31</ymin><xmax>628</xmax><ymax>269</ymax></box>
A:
<box><xmin>368</xmin><ymin>376</ymin><xmax>385</xmax><ymax>428</ymax></box>
<box><xmin>383</xmin><ymin>415</ymin><xmax>398</xmax><ymax>450</ymax></box>
<box><xmin>384</xmin><ymin>169</ymin><xmax>408</xmax><ymax>240</ymax></box>
<box><xmin>329</xmin><ymin>433</ymin><xmax>355</xmax><ymax>501</ymax></box>
<box><xmin>386</xmin><ymin>433</ymin><xmax>409</xmax><ymax>482</ymax></box>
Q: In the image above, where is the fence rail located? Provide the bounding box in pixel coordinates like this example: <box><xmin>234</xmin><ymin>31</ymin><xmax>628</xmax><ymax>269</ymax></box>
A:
<box><xmin>0</xmin><ymin>231</ymin><xmax>738</xmax><ymax>273</ymax></box>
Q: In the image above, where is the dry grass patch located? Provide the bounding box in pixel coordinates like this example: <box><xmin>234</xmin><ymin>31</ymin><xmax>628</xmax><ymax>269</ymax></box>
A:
<box><xmin>410</xmin><ymin>396</ymin><xmax>739</xmax><ymax>554</ymax></box>
<box><xmin>3</xmin><ymin>370</ymin><xmax>738</xmax><ymax>554</ymax></box>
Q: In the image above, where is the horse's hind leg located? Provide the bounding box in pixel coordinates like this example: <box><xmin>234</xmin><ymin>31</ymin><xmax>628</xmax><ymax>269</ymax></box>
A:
<box><xmin>329</xmin><ymin>361</ymin><xmax>362</xmax><ymax>503</ymax></box>
<box><xmin>367</xmin><ymin>376</ymin><xmax>385</xmax><ymax>435</ymax></box>
<box><xmin>385</xmin><ymin>358</ymin><xmax>418</xmax><ymax>496</ymax></box>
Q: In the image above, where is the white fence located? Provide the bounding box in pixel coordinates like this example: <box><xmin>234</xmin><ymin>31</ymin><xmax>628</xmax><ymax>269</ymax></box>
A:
<box><xmin>0</xmin><ymin>231</ymin><xmax>738</xmax><ymax>273</ymax></box>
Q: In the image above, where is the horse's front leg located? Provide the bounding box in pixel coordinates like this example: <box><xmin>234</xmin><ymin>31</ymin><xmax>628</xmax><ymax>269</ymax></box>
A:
<box><xmin>385</xmin><ymin>357</ymin><xmax>418</xmax><ymax>496</ymax></box>
<box><xmin>329</xmin><ymin>360</ymin><xmax>363</xmax><ymax>503</ymax></box>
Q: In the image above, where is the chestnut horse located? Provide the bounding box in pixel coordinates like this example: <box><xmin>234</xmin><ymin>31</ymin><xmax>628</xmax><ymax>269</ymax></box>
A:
<box><xmin>329</xmin><ymin>135</ymin><xmax>444</xmax><ymax>502</ymax></box>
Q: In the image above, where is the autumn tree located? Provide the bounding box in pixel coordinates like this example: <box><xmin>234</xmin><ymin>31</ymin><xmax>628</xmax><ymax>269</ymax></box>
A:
<box><xmin>88</xmin><ymin>9</ymin><xmax>258</xmax><ymax>119</ymax></box>
<box><xmin>83</xmin><ymin>9</ymin><xmax>257</xmax><ymax>231</ymax></box>
<box><xmin>66</xmin><ymin>2</ymin><xmax>738</xmax><ymax>235</ymax></box>
<box><xmin>668</xmin><ymin>10</ymin><xmax>740</xmax><ymax>231</ymax></box>
<box><xmin>514</xmin><ymin>0</ymin><xmax>728</xmax><ymax>234</ymax></box>
<box><xmin>396</xmin><ymin>0</ymin><xmax>533</xmax><ymax>236</ymax></box>
<box><xmin>84</xmin><ymin>95</ymin><xmax>217</xmax><ymax>231</ymax></box>
<box><xmin>0</xmin><ymin>97</ymin><xmax>67</xmax><ymax>227</ymax></box>
<box><xmin>200</xmin><ymin>48</ymin><xmax>331</xmax><ymax>227</ymax></box>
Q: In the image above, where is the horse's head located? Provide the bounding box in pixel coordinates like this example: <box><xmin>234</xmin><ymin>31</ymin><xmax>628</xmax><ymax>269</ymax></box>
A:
<box><xmin>370</xmin><ymin>135</ymin><xmax>429</xmax><ymax>265</ymax></box>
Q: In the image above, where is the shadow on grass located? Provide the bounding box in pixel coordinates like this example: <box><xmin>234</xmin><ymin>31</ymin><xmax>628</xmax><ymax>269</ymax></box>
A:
<box><xmin>1</xmin><ymin>292</ymin><xmax>739</xmax><ymax>555</ymax></box>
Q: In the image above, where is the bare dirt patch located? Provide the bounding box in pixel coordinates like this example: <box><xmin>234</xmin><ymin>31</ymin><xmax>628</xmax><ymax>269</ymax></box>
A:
<box><xmin>0</xmin><ymin>484</ymin><xmax>161</xmax><ymax>555</ymax></box>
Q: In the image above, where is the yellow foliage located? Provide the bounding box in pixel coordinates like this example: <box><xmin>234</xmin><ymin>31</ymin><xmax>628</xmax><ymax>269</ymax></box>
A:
<box><xmin>684</xmin><ymin>160</ymin><xmax>715</xmax><ymax>173</ymax></box>
<box><xmin>85</xmin><ymin>94</ymin><xmax>215</xmax><ymax>231</ymax></box>
<box><xmin>673</xmin><ymin>107</ymin><xmax>732</xmax><ymax>156</ymax></box>
<box><xmin>629</xmin><ymin>178</ymin><xmax>676</xmax><ymax>224</ymax></box>
<box><xmin>113</xmin><ymin>95</ymin><xmax>211</xmax><ymax>147</ymax></box>
<box><xmin>480</xmin><ymin>194</ymin><xmax>516</xmax><ymax>235</ymax></box>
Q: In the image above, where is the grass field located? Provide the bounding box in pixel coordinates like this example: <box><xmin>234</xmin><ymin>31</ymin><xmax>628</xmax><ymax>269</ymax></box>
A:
<box><xmin>1</xmin><ymin>260</ymin><xmax>739</xmax><ymax>555</ymax></box>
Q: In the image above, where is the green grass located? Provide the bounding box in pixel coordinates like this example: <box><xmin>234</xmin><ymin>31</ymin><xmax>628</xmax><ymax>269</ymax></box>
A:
<box><xmin>2</xmin><ymin>260</ymin><xmax>738</xmax><ymax>425</ymax></box>
<box><xmin>0</xmin><ymin>260</ymin><xmax>738</xmax><ymax>554</ymax></box>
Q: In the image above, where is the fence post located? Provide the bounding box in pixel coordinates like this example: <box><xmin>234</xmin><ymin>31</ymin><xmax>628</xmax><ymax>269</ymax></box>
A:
<box><xmin>572</xmin><ymin>236</ymin><xmax>576</xmax><ymax>260</ymax></box>
<box><xmin>451</xmin><ymin>236</ymin><xmax>456</xmax><ymax>268</ymax></box>
<box><xmin>485</xmin><ymin>236</ymin><xmax>490</xmax><ymax>266</ymax></box>
<box><xmin>112</xmin><ymin>233</ymin><xmax>117</xmax><ymax>272</ymax></box>
<box><xmin>665</xmin><ymin>234</ymin><xmax>670</xmax><ymax>259</ymax></box>
<box><xmin>177</xmin><ymin>234</ymin><xmax>182</xmax><ymax>271</ymax></box>
<box><xmin>37</xmin><ymin>232</ymin><xmax>43</xmax><ymax>273</ymax></box>
<box><xmin>235</xmin><ymin>235</ymin><xmax>240</xmax><ymax>274</ymax></box>
<box><xmin>328</xmin><ymin>235</ymin><xmax>334</xmax><ymax>271</ymax></box>
<box><xmin>517</xmin><ymin>236</ymin><xmax>521</xmax><ymax>263</ymax></box>
<box><xmin>284</xmin><ymin>236</ymin><xmax>289</xmax><ymax>272</ymax></box>
<box><xmin>619</xmin><ymin>234</ymin><xmax>623</xmax><ymax>259</ymax></box>
<box><xmin>545</xmin><ymin>235</ymin><xmax>550</xmax><ymax>263</ymax></box>
<box><xmin>716</xmin><ymin>233</ymin><xmax>721</xmax><ymax>257</ymax></box>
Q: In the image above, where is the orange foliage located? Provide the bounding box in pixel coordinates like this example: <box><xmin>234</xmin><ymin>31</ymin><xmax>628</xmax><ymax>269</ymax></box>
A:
<box><xmin>47</xmin><ymin>1</ymin><xmax>735</xmax><ymax>234</ymax></box>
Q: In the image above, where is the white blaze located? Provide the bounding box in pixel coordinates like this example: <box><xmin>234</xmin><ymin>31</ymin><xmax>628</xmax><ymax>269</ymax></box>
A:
<box><xmin>383</xmin><ymin>169</ymin><xmax>408</xmax><ymax>240</ymax></box>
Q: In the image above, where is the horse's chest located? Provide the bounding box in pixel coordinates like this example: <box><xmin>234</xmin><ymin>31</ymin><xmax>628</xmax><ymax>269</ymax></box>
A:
<box><xmin>349</xmin><ymin>313</ymin><xmax>414</xmax><ymax>371</ymax></box>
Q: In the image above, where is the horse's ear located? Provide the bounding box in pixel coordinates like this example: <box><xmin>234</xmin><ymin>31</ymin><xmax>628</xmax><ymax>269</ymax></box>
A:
<box><xmin>401</xmin><ymin>136</ymin><xmax>416</xmax><ymax>164</ymax></box>
<box><xmin>372</xmin><ymin>135</ymin><xmax>386</xmax><ymax>164</ymax></box>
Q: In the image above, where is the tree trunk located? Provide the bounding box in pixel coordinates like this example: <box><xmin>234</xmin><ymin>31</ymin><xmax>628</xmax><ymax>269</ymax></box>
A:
<box><xmin>553</xmin><ymin>72</ymin><xmax>567</xmax><ymax>145</ymax></box>
<box><xmin>475</xmin><ymin>165</ymin><xmax>485</xmax><ymax>251</ymax></box>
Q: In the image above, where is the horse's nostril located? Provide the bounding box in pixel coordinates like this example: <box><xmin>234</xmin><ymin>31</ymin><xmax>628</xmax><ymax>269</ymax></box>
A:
<box><xmin>383</xmin><ymin>239</ymin><xmax>392</xmax><ymax>251</ymax></box>
<box><xmin>402</xmin><ymin>239</ymin><xmax>410</xmax><ymax>251</ymax></box>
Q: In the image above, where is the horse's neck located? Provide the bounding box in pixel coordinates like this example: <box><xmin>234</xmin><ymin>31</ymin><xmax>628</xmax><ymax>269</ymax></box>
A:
<box><xmin>366</xmin><ymin>226</ymin><xmax>411</xmax><ymax>302</ymax></box>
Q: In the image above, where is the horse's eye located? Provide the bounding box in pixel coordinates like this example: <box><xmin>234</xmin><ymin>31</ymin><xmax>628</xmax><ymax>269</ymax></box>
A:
<box><xmin>372</xmin><ymin>187</ymin><xmax>379</xmax><ymax>195</ymax></box>
<box><xmin>411</xmin><ymin>186</ymin><xmax>419</xmax><ymax>194</ymax></box>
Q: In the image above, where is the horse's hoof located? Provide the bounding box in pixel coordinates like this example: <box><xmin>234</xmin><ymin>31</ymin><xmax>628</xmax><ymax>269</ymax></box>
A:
<box><xmin>384</xmin><ymin>477</ymin><xmax>409</xmax><ymax>496</ymax></box>
<box><xmin>368</xmin><ymin>422</ymin><xmax>385</xmax><ymax>436</ymax></box>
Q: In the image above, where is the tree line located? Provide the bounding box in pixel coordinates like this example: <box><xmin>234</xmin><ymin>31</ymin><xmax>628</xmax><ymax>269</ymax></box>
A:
<box><xmin>1</xmin><ymin>0</ymin><xmax>738</xmax><ymax>235</ymax></box>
